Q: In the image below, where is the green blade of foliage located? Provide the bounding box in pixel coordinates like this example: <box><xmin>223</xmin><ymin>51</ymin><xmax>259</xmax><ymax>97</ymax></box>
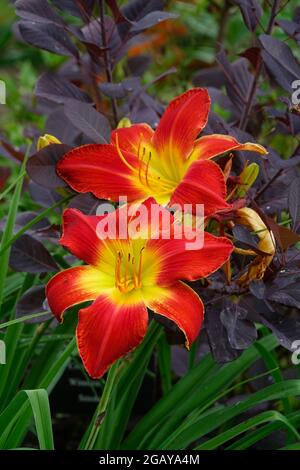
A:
<box><xmin>157</xmin><ymin>332</ymin><xmax>172</xmax><ymax>395</ymax></box>
<box><xmin>0</xmin><ymin>389</ymin><xmax>54</xmax><ymax>449</ymax></box>
<box><xmin>0</xmin><ymin>170</ymin><xmax>26</xmax><ymax>202</ymax></box>
<box><xmin>24</xmin><ymin>389</ymin><xmax>54</xmax><ymax>450</ymax></box>
<box><xmin>0</xmin><ymin>194</ymin><xmax>72</xmax><ymax>258</ymax></box>
<box><xmin>0</xmin><ymin>152</ymin><xmax>28</xmax><ymax>309</ymax></box>
<box><xmin>0</xmin><ymin>311</ymin><xmax>50</xmax><ymax>329</ymax></box>
<box><xmin>254</xmin><ymin>341</ymin><xmax>292</xmax><ymax>414</ymax></box>
<box><xmin>124</xmin><ymin>334</ymin><xmax>277</xmax><ymax>449</ymax></box>
<box><xmin>195</xmin><ymin>410</ymin><xmax>300</xmax><ymax>450</ymax></box>
<box><xmin>163</xmin><ymin>380</ymin><xmax>300</xmax><ymax>449</ymax></box>
<box><xmin>24</xmin><ymin>313</ymin><xmax>77</xmax><ymax>390</ymax></box>
<box><xmin>3</xmin><ymin>338</ymin><xmax>76</xmax><ymax>449</ymax></box>
<box><xmin>280</xmin><ymin>443</ymin><xmax>300</xmax><ymax>450</ymax></box>
<box><xmin>227</xmin><ymin>411</ymin><xmax>300</xmax><ymax>450</ymax></box>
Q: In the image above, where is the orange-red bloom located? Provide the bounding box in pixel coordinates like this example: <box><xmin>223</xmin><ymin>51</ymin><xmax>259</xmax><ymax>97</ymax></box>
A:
<box><xmin>46</xmin><ymin>198</ymin><xmax>233</xmax><ymax>378</ymax></box>
<box><xmin>57</xmin><ymin>88</ymin><xmax>267</xmax><ymax>217</ymax></box>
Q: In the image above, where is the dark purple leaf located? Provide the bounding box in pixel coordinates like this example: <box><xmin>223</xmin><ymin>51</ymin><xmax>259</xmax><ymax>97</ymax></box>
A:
<box><xmin>35</xmin><ymin>73</ymin><xmax>91</xmax><ymax>105</ymax></box>
<box><xmin>45</xmin><ymin>108</ymin><xmax>82</xmax><ymax>146</ymax></box>
<box><xmin>271</xmin><ymin>153</ymin><xmax>300</xmax><ymax>170</ymax></box>
<box><xmin>147</xmin><ymin>67</ymin><xmax>177</xmax><ymax>87</ymax></box>
<box><xmin>100</xmin><ymin>77</ymin><xmax>141</xmax><ymax>99</ymax></box>
<box><xmin>52</xmin><ymin>0</ymin><xmax>96</xmax><ymax>19</ymax></box>
<box><xmin>122</xmin><ymin>0</ymin><xmax>164</xmax><ymax>21</ymax></box>
<box><xmin>15</xmin><ymin>212</ymin><xmax>50</xmax><ymax>231</ymax></box>
<box><xmin>288</xmin><ymin>177</ymin><xmax>300</xmax><ymax>228</ymax></box>
<box><xmin>193</xmin><ymin>66</ymin><xmax>227</xmax><ymax>89</ymax></box>
<box><xmin>0</xmin><ymin>211</ymin><xmax>50</xmax><ymax>236</ymax></box>
<box><xmin>26</xmin><ymin>144</ymin><xmax>70</xmax><ymax>188</ymax></box>
<box><xmin>267</xmin><ymin>290</ymin><xmax>300</xmax><ymax>309</ymax></box>
<box><xmin>234</xmin><ymin>0</ymin><xmax>263</xmax><ymax>32</ymax></box>
<box><xmin>29</xmin><ymin>181</ymin><xmax>62</xmax><ymax>208</ymax></box>
<box><xmin>80</xmin><ymin>16</ymin><xmax>122</xmax><ymax>60</ymax></box>
<box><xmin>64</xmin><ymin>101</ymin><xmax>111</xmax><ymax>143</ymax></box>
<box><xmin>233</xmin><ymin>224</ymin><xmax>259</xmax><ymax>251</ymax></box>
<box><xmin>128</xmin><ymin>55</ymin><xmax>151</xmax><ymax>76</ymax></box>
<box><xmin>9</xmin><ymin>234</ymin><xmax>59</xmax><ymax>273</ymax></box>
<box><xmin>265</xmin><ymin>216</ymin><xmax>300</xmax><ymax>251</ymax></box>
<box><xmin>205</xmin><ymin>303</ymin><xmax>242</xmax><ymax>363</ymax></box>
<box><xmin>259</xmin><ymin>34</ymin><xmax>300</xmax><ymax>93</ymax></box>
<box><xmin>276</xmin><ymin>19</ymin><xmax>300</xmax><ymax>38</ymax></box>
<box><xmin>0</xmin><ymin>138</ymin><xmax>25</xmax><ymax>162</ymax></box>
<box><xmin>294</xmin><ymin>7</ymin><xmax>300</xmax><ymax>23</ymax></box>
<box><xmin>15</xmin><ymin>0</ymin><xmax>64</xmax><ymax>25</ymax></box>
<box><xmin>220</xmin><ymin>303</ymin><xmax>257</xmax><ymax>349</ymax></box>
<box><xmin>249</xmin><ymin>280</ymin><xmax>266</xmax><ymax>299</ymax></box>
<box><xmin>118</xmin><ymin>0</ymin><xmax>163</xmax><ymax>39</ymax></box>
<box><xmin>130</xmin><ymin>11</ymin><xmax>177</xmax><ymax>33</ymax></box>
<box><xmin>171</xmin><ymin>330</ymin><xmax>210</xmax><ymax>377</ymax></box>
<box><xmin>16</xmin><ymin>286</ymin><xmax>52</xmax><ymax>323</ymax></box>
<box><xmin>18</xmin><ymin>21</ymin><xmax>78</xmax><ymax>57</ymax></box>
<box><xmin>68</xmin><ymin>193</ymin><xmax>102</xmax><ymax>215</ymax></box>
<box><xmin>216</xmin><ymin>52</ymin><xmax>252</xmax><ymax>114</ymax></box>
<box><xmin>10</xmin><ymin>211</ymin><xmax>60</xmax><ymax>243</ymax></box>
<box><xmin>260</xmin><ymin>313</ymin><xmax>300</xmax><ymax>350</ymax></box>
<box><xmin>265</xmin><ymin>270</ymin><xmax>300</xmax><ymax>309</ymax></box>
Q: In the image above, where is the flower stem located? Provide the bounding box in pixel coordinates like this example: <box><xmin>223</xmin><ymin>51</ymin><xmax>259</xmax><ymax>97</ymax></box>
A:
<box><xmin>85</xmin><ymin>359</ymin><xmax>120</xmax><ymax>449</ymax></box>
<box><xmin>99</xmin><ymin>0</ymin><xmax>118</xmax><ymax>126</ymax></box>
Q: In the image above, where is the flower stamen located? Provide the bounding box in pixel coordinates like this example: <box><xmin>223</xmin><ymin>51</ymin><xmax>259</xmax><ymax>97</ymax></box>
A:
<box><xmin>115</xmin><ymin>134</ymin><xmax>137</xmax><ymax>173</ymax></box>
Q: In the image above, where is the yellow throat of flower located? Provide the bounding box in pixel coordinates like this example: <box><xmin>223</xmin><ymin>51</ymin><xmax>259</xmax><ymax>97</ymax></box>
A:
<box><xmin>114</xmin><ymin>248</ymin><xmax>144</xmax><ymax>293</ymax></box>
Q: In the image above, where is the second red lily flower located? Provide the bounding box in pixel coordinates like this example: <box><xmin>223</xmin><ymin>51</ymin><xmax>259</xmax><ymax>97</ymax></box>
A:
<box><xmin>57</xmin><ymin>88</ymin><xmax>267</xmax><ymax>217</ymax></box>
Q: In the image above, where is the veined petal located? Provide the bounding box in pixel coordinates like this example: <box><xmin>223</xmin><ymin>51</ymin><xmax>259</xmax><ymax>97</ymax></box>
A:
<box><xmin>145</xmin><ymin>281</ymin><xmax>204</xmax><ymax>348</ymax></box>
<box><xmin>57</xmin><ymin>144</ymin><xmax>146</xmax><ymax>201</ymax></box>
<box><xmin>111</xmin><ymin>123</ymin><xmax>154</xmax><ymax>154</ymax></box>
<box><xmin>76</xmin><ymin>295</ymin><xmax>148</xmax><ymax>378</ymax></box>
<box><xmin>61</xmin><ymin>199</ymin><xmax>171</xmax><ymax>270</ymax></box>
<box><xmin>61</xmin><ymin>208</ymin><xmax>105</xmax><ymax>266</ymax></box>
<box><xmin>152</xmin><ymin>88</ymin><xmax>210</xmax><ymax>162</ymax></box>
<box><xmin>147</xmin><ymin>231</ymin><xmax>233</xmax><ymax>284</ymax></box>
<box><xmin>61</xmin><ymin>207</ymin><xmax>134</xmax><ymax>275</ymax></box>
<box><xmin>46</xmin><ymin>266</ymin><xmax>107</xmax><ymax>322</ymax></box>
<box><xmin>170</xmin><ymin>160</ymin><xmax>230</xmax><ymax>217</ymax></box>
<box><xmin>190</xmin><ymin>134</ymin><xmax>267</xmax><ymax>161</ymax></box>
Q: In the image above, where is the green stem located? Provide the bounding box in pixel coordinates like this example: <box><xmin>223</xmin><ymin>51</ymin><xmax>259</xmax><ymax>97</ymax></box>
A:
<box><xmin>0</xmin><ymin>147</ymin><xmax>30</xmax><ymax>308</ymax></box>
<box><xmin>0</xmin><ymin>170</ymin><xmax>26</xmax><ymax>202</ymax></box>
<box><xmin>0</xmin><ymin>194</ymin><xmax>72</xmax><ymax>257</ymax></box>
<box><xmin>0</xmin><ymin>311</ymin><xmax>50</xmax><ymax>329</ymax></box>
<box><xmin>85</xmin><ymin>360</ymin><xmax>120</xmax><ymax>450</ymax></box>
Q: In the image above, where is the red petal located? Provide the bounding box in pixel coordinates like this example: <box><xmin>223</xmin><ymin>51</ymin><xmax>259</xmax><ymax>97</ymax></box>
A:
<box><xmin>111</xmin><ymin>123</ymin><xmax>154</xmax><ymax>154</ymax></box>
<box><xmin>46</xmin><ymin>266</ymin><xmax>103</xmax><ymax>322</ymax></box>
<box><xmin>76</xmin><ymin>295</ymin><xmax>148</xmax><ymax>378</ymax></box>
<box><xmin>57</xmin><ymin>144</ymin><xmax>146</xmax><ymax>201</ymax></box>
<box><xmin>146</xmin><ymin>281</ymin><xmax>204</xmax><ymax>348</ymax></box>
<box><xmin>170</xmin><ymin>160</ymin><xmax>230</xmax><ymax>217</ymax></box>
<box><xmin>148</xmin><ymin>232</ymin><xmax>233</xmax><ymax>284</ymax></box>
<box><xmin>152</xmin><ymin>88</ymin><xmax>210</xmax><ymax>160</ymax></box>
<box><xmin>190</xmin><ymin>134</ymin><xmax>268</xmax><ymax>161</ymax></box>
<box><xmin>61</xmin><ymin>200</ymin><xmax>171</xmax><ymax>266</ymax></box>
<box><xmin>61</xmin><ymin>208</ymin><xmax>105</xmax><ymax>265</ymax></box>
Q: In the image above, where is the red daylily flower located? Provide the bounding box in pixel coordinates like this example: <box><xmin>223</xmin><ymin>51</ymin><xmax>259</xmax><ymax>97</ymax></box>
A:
<box><xmin>57</xmin><ymin>88</ymin><xmax>267</xmax><ymax>217</ymax></box>
<box><xmin>46</xmin><ymin>198</ymin><xmax>233</xmax><ymax>378</ymax></box>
